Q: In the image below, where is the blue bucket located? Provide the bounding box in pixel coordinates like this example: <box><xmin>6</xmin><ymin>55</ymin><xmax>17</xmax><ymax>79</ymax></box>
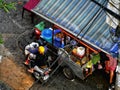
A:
<box><xmin>41</xmin><ymin>28</ymin><xmax>52</xmax><ymax>43</ymax></box>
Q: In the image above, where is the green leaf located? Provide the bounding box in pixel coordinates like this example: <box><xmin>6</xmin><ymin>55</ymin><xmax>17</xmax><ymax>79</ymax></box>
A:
<box><xmin>3</xmin><ymin>6</ymin><xmax>9</xmax><ymax>12</ymax></box>
<box><xmin>0</xmin><ymin>0</ymin><xmax>1</xmax><ymax>2</ymax></box>
<box><xmin>0</xmin><ymin>1</ymin><xmax>16</xmax><ymax>13</ymax></box>
<box><xmin>0</xmin><ymin>35</ymin><xmax>3</xmax><ymax>44</ymax></box>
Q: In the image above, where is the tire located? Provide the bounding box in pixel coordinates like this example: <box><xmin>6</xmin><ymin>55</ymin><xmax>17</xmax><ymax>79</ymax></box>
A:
<box><xmin>63</xmin><ymin>67</ymin><xmax>75</xmax><ymax>80</ymax></box>
<box><xmin>33</xmin><ymin>71</ymin><xmax>41</xmax><ymax>80</ymax></box>
<box><xmin>33</xmin><ymin>71</ymin><xmax>44</xmax><ymax>83</ymax></box>
<box><xmin>16</xmin><ymin>30</ymin><xmax>34</xmax><ymax>51</ymax></box>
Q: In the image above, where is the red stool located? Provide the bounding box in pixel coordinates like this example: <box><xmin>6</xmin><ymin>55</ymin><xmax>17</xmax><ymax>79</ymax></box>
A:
<box><xmin>22</xmin><ymin>0</ymin><xmax>40</xmax><ymax>23</ymax></box>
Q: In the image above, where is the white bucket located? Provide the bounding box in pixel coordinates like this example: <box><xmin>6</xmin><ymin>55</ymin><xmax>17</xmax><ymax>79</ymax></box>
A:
<box><xmin>77</xmin><ymin>46</ymin><xmax>85</xmax><ymax>56</ymax></box>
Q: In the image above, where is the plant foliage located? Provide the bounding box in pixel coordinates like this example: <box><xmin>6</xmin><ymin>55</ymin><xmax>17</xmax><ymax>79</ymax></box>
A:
<box><xmin>0</xmin><ymin>34</ymin><xmax>3</xmax><ymax>44</ymax></box>
<box><xmin>0</xmin><ymin>0</ymin><xmax>16</xmax><ymax>13</ymax></box>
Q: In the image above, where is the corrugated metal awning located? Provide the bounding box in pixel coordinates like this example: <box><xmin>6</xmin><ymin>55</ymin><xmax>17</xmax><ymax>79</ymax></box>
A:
<box><xmin>32</xmin><ymin>0</ymin><xmax>117</xmax><ymax>54</ymax></box>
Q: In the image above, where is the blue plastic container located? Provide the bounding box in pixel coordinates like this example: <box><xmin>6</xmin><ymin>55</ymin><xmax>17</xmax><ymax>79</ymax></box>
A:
<box><xmin>54</xmin><ymin>37</ymin><xmax>61</xmax><ymax>48</ymax></box>
<box><xmin>54</xmin><ymin>37</ymin><xmax>64</xmax><ymax>48</ymax></box>
<box><xmin>54</xmin><ymin>29</ymin><xmax>61</xmax><ymax>34</ymax></box>
<box><xmin>41</xmin><ymin>28</ymin><xmax>53</xmax><ymax>43</ymax></box>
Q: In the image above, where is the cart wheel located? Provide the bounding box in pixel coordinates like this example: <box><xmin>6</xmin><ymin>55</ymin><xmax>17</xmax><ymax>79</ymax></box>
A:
<box><xmin>63</xmin><ymin>67</ymin><xmax>75</xmax><ymax>80</ymax></box>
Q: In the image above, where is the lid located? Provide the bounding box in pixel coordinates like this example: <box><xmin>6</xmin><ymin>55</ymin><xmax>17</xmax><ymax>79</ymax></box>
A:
<box><xmin>77</xmin><ymin>46</ymin><xmax>85</xmax><ymax>56</ymax></box>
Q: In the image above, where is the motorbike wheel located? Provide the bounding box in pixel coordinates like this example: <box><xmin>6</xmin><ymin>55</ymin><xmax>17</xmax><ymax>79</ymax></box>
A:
<box><xmin>16</xmin><ymin>30</ymin><xmax>34</xmax><ymax>51</ymax></box>
<box><xmin>33</xmin><ymin>71</ymin><xmax>44</xmax><ymax>83</ymax></box>
<box><xmin>63</xmin><ymin>67</ymin><xmax>75</xmax><ymax>80</ymax></box>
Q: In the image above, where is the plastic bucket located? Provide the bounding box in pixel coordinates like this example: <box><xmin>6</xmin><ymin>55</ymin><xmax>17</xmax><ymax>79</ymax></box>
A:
<box><xmin>41</xmin><ymin>28</ymin><xmax>52</xmax><ymax>43</ymax></box>
<box><xmin>77</xmin><ymin>46</ymin><xmax>85</xmax><ymax>57</ymax></box>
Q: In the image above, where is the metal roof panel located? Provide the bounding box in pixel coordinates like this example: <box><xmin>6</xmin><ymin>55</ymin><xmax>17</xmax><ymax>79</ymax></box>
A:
<box><xmin>33</xmin><ymin>0</ymin><xmax>117</xmax><ymax>54</ymax></box>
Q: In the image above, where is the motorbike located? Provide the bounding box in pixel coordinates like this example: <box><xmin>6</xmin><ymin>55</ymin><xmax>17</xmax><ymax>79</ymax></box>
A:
<box><xmin>24</xmin><ymin>56</ymin><xmax>51</xmax><ymax>82</ymax></box>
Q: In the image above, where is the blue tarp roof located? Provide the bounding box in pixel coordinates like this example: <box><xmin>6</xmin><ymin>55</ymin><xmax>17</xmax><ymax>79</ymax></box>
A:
<box><xmin>32</xmin><ymin>0</ymin><xmax>117</xmax><ymax>54</ymax></box>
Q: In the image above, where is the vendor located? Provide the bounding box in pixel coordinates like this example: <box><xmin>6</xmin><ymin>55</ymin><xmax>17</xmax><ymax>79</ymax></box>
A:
<box><xmin>24</xmin><ymin>42</ymin><xmax>39</xmax><ymax>65</ymax></box>
<box><xmin>28</xmin><ymin>46</ymin><xmax>48</xmax><ymax>73</ymax></box>
<box><xmin>100</xmin><ymin>52</ymin><xmax>117</xmax><ymax>90</ymax></box>
<box><xmin>105</xmin><ymin>54</ymin><xmax>117</xmax><ymax>89</ymax></box>
<box><xmin>24</xmin><ymin>42</ymin><xmax>48</xmax><ymax>65</ymax></box>
<box><xmin>24</xmin><ymin>42</ymin><xmax>39</xmax><ymax>56</ymax></box>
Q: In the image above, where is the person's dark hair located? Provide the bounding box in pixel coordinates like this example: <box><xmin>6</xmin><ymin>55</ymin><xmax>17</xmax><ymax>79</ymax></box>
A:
<box><xmin>99</xmin><ymin>52</ymin><xmax>109</xmax><ymax>67</ymax></box>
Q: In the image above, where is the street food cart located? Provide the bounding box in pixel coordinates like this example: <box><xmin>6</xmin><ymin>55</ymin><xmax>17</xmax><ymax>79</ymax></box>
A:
<box><xmin>21</xmin><ymin>0</ymin><xmax>120</xmax><ymax>86</ymax></box>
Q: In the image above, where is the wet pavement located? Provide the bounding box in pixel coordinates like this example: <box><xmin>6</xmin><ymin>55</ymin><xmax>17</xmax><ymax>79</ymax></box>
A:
<box><xmin>0</xmin><ymin>0</ymin><xmax>35</xmax><ymax>89</ymax></box>
<box><xmin>0</xmin><ymin>0</ymin><xmax>110</xmax><ymax>90</ymax></box>
<box><xmin>29</xmin><ymin>71</ymin><xmax>109</xmax><ymax>90</ymax></box>
<box><xmin>17</xmin><ymin>29</ymin><xmax>109</xmax><ymax>90</ymax></box>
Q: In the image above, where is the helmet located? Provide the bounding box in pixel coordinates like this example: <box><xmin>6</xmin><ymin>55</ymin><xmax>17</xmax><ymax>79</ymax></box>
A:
<box><xmin>38</xmin><ymin>46</ymin><xmax>45</xmax><ymax>54</ymax></box>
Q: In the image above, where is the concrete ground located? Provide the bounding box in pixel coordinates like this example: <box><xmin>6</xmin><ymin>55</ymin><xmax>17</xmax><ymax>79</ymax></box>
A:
<box><xmin>0</xmin><ymin>0</ymin><xmax>35</xmax><ymax>89</ymax></box>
